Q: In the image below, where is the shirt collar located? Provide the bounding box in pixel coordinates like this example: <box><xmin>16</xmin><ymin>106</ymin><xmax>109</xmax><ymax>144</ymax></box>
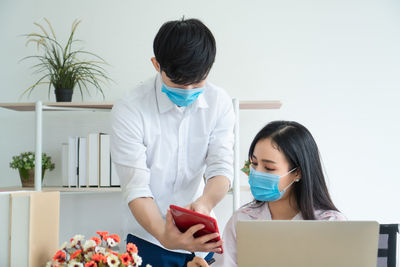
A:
<box><xmin>155</xmin><ymin>73</ymin><xmax>209</xmax><ymax>114</ymax></box>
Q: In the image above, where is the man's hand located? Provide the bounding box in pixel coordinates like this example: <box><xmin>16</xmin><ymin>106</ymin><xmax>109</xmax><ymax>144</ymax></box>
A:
<box><xmin>159</xmin><ymin>209</ymin><xmax>223</xmax><ymax>253</ymax></box>
<box><xmin>185</xmin><ymin>196</ymin><xmax>213</xmax><ymax>216</ymax></box>
<box><xmin>187</xmin><ymin>257</ymin><xmax>210</xmax><ymax>267</ymax></box>
<box><xmin>186</xmin><ymin>175</ymin><xmax>231</xmax><ymax>216</ymax></box>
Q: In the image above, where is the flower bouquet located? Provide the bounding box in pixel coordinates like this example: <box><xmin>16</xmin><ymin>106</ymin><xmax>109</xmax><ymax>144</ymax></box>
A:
<box><xmin>47</xmin><ymin>231</ymin><xmax>150</xmax><ymax>267</ymax></box>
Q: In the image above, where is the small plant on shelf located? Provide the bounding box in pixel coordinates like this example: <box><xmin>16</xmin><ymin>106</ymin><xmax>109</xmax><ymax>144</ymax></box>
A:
<box><xmin>9</xmin><ymin>151</ymin><xmax>55</xmax><ymax>187</ymax></box>
<box><xmin>21</xmin><ymin>18</ymin><xmax>111</xmax><ymax>102</ymax></box>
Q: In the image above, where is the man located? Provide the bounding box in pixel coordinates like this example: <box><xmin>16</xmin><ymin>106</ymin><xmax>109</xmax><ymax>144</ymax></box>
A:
<box><xmin>111</xmin><ymin>18</ymin><xmax>234</xmax><ymax>266</ymax></box>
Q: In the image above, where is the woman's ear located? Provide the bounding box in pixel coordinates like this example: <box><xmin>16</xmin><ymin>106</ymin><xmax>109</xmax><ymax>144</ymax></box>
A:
<box><xmin>151</xmin><ymin>57</ymin><xmax>161</xmax><ymax>72</ymax></box>
<box><xmin>295</xmin><ymin>169</ymin><xmax>302</xmax><ymax>182</ymax></box>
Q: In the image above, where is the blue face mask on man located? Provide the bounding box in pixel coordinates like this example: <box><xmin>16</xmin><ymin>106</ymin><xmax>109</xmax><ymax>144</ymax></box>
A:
<box><xmin>161</xmin><ymin>82</ymin><xmax>204</xmax><ymax>107</ymax></box>
<box><xmin>248</xmin><ymin>166</ymin><xmax>298</xmax><ymax>202</ymax></box>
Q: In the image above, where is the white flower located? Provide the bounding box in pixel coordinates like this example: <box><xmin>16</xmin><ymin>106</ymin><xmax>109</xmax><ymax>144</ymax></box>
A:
<box><xmin>95</xmin><ymin>246</ymin><xmax>106</xmax><ymax>254</ymax></box>
<box><xmin>29</xmin><ymin>154</ymin><xmax>33</xmax><ymax>159</ymax></box>
<box><xmin>23</xmin><ymin>157</ymin><xmax>27</xmax><ymax>162</ymax></box>
<box><xmin>73</xmin><ymin>234</ymin><xmax>85</xmax><ymax>243</ymax></box>
<box><xmin>68</xmin><ymin>261</ymin><xmax>83</xmax><ymax>267</ymax></box>
<box><xmin>69</xmin><ymin>234</ymin><xmax>84</xmax><ymax>247</ymax></box>
<box><xmin>107</xmin><ymin>237</ymin><xmax>117</xmax><ymax>247</ymax></box>
<box><xmin>82</xmin><ymin>239</ymin><xmax>96</xmax><ymax>250</ymax></box>
<box><xmin>69</xmin><ymin>262</ymin><xmax>83</xmax><ymax>267</ymax></box>
<box><xmin>107</xmin><ymin>254</ymin><xmax>120</xmax><ymax>267</ymax></box>
<box><xmin>132</xmin><ymin>254</ymin><xmax>143</xmax><ymax>266</ymax></box>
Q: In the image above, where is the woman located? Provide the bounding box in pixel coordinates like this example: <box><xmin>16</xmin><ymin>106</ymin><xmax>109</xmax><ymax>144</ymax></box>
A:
<box><xmin>188</xmin><ymin>120</ymin><xmax>345</xmax><ymax>267</ymax></box>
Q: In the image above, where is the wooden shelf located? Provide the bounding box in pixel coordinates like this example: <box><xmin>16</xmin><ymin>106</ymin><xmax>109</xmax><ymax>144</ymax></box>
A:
<box><xmin>0</xmin><ymin>186</ymin><xmax>251</xmax><ymax>193</ymax></box>
<box><xmin>0</xmin><ymin>102</ymin><xmax>114</xmax><ymax>111</ymax></box>
<box><xmin>0</xmin><ymin>186</ymin><xmax>121</xmax><ymax>193</ymax></box>
<box><xmin>0</xmin><ymin>100</ymin><xmax>281</xmax><ymax>111</ymax></box>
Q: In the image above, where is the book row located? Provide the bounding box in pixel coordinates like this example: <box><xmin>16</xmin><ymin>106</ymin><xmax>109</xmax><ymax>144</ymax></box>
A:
<box><xmin>61</xmin><ymin>133</ymin><xmax>120</xmax><ymax>187</ymax></box>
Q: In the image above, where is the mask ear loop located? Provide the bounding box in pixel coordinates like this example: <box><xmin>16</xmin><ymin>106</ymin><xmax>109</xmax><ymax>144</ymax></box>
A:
<box><xmin>281</xmin><ymin>168</ymin><xmax>299</xmax><ymax>192</ymax></box>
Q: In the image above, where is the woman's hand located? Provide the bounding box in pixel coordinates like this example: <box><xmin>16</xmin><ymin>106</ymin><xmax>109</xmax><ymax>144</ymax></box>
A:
<box><xmin>187</xmin><ymin>256</ymin><xmax>210</xmax><ymax>267</ymax></box>
<box><xmin>159</xmin><ymin>209</ymin><xmax>223</xmax><ymax>253</ymax></box>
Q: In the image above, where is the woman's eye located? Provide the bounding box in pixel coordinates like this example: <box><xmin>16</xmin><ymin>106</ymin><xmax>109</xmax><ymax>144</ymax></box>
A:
<box><xmin>265</xmin><ymin>167</ymin><xmax>275</xmax><ymax>171</ymax></box>
<box><xmin>251</xmin><ymin>162</ymin><xmax>258</xmax><ymax>167</ymax></box>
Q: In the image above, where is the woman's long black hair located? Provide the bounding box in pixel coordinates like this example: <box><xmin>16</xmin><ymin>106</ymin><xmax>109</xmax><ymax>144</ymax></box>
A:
<box><xmin>247</xmin><ymin>120</ymin><xmax>339</xmax><ymax>220</ymax></box>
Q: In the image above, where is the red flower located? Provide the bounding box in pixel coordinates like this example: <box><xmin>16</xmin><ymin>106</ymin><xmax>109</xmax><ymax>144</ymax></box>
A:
<box><xmin>127</xmin><ymin>243</ymin><xmax>138</xmax><ymax>254</ymax></box>
<box><xmin>105</xmin><ymin>234</ymin><xmax>120</xmax><ymax>243</ymax></box>
<box><xmin>91</xmin><ymin>253</ymin><xmax>105</xmax><ymax>262</ymax></box>
<box><xmin>70</xmin><ymin>249</ymin><xmax>82</xmax><ymax>260</ymax></box>
<box><xmin>91</xmin><ymin>236</ymin><xmax>101</xmax><ymax>245</ymax></box>
<box><xmin>96</xmin><ymin>231</ymin><xmax>109</xmax><ymax>239</ymax></box>
<box><xmin>85</xmin><ymin>261</ymin><xmax>97</xmax><ymax>267</ymax></box>
<box><xmin>53</xmin><ymin>250</ymin><xmax>66</xmax><ymax>263</ymax></box>
<box><xmin>120</xmin><ymin>252</ymin><xmax>131</xmax><ymax>265</ymax></box>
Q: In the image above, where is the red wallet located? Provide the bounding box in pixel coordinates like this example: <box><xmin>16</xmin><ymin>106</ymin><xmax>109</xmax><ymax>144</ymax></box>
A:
<box><xmin>169</xmin><ymin>204</ymin><xmax>223</xmax><ymax>253</ymax></box>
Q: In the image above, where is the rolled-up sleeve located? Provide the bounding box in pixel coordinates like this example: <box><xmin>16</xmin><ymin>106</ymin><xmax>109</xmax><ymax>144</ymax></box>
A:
<box><xmin>111</xmin><ymin>101</ymin><xmax>153</xmax><ymax>204</ymax></box>
<box><xmin>204</xmin><ymin>95</ymin><xmax>235</xmax><ymax>186</ymax></box>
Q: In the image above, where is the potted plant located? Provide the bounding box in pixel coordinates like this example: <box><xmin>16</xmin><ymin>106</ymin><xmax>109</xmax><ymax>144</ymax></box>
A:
<box><xmin>21</xmin><ymin>18</ymin><xmax>110</xmax><ymax>102</ymax></box>
<box><xmin>10</xmin><ymin>151</ymin><xmax>55</xmax><ymax>187</ymax></box>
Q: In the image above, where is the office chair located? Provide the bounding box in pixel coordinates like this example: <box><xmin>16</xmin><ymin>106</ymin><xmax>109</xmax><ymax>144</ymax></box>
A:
<box><xmin>377</xmin><ymin>224</ymin><xmax>399</xmax><ymax>267</ymax></box>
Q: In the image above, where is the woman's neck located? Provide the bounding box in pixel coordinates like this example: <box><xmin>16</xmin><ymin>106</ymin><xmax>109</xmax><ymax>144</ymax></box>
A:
<box><xmin>268</xmin><ymin>194</ymin><xmax>299</xmax><ymax>220</ymax></box>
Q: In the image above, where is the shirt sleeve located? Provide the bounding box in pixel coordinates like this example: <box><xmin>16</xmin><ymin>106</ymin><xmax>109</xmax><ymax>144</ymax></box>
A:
<box><xmin>317</xmin><ymin>210</ymin><xmax>347</xmax><ymax>221</ymax></box>
<box><xmin>111</xmin><ymin>101</ymin><xmax>153</xmax><ymax>204</ymax></box>
<box><xmin>204</xmin><ymin>94</ymin><xmax>235</xmax><ymax>186</ymax></box>
<box><xmin>115</xmin><ymin>164</ymin><xmax>154</xmax><ymax>204</ymax></box>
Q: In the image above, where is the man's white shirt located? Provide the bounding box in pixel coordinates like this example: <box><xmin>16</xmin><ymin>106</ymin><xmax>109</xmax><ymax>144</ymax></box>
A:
<box><xmin>111</xmin><ymin>73</ymin><xmax>234</xmax><ymax>253</ymax></box>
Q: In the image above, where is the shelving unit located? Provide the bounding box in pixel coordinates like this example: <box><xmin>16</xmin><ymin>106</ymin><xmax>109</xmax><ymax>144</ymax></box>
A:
<box><xmin>0</xmin><ymin>100</ymin><xmax>281</xmax><ymax>211</ymax></box>
<box><xmin>0</xmin><ymin>186</ymin><xmax>121</xmax><ymax>193</ymax></box>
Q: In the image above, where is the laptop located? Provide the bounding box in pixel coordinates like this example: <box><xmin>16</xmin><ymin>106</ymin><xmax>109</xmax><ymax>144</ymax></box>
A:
<box><xmin>236</xmin><ymin>221</ymin><xmax>379</xmax><ymax>267</ymax></box>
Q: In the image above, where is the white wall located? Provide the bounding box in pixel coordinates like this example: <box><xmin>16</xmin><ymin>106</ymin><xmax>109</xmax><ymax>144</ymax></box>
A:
<box><xmin>1</xmin><ymin>0</ymin><xmax>400</xmax><ymax>246</ymax></box>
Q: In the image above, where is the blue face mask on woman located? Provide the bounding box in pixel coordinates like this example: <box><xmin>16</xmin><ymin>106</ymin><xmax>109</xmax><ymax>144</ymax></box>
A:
<box><xmin>248</xmin><ymin>166</ymin><xmax>298</xmax><ymax>202</ymax></box>
<box><xmin>161</xmin><ymin>82</ymin><xmax>204</xmax><ymax>107</ymax></box>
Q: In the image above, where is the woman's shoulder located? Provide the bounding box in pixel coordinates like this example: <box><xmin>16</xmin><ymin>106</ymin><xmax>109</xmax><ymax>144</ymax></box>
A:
<box><xmin>315</xmin><ymin>209</ymin><xmax>347</xmax><ymax>221</ymax></box>
<box><xmin>234</xmin><ymin>203</ymin><xmax>268</xmax><ymax>220</ymax></box>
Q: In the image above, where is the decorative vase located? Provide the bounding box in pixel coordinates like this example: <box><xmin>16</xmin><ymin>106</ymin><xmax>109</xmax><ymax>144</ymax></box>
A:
<box><xmin>55</xmin><ymin>88</ymin><xmax>73</xmax><ymax>102</ymax></box>
<box><xmin>18</xmin><ymin>168</ymin><xmax>45</xmax><ymax>187</ymax></box>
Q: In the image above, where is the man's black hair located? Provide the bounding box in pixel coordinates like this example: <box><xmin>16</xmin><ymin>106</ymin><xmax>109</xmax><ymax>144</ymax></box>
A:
<box><xmin>153</xmin><ymin>18</ymin><xmax>216</xmax><ymax>85</ymax></box>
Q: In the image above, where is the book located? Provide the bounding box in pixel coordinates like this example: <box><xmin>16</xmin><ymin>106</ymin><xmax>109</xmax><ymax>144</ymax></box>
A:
<box><xmin>29</xmin><ymin>191</ymin><xmax>60</xmax><ymax>266</ymax></box>
<box><xmin>8</xmin><ymin>191</ymin><xmax>60</xmax><ymax>267</ymax></box>
<box><xmin>87</xmin><ymin>133</ymin><xmax>99</xmax><ymax>187</ymax></box>
<box><xmin>110</xmin><ymin>162</ymin><xmax>120</xmax><ymax>187</ymax></box>
<box><xmin>99</xmin><ymin>134</ymin><xmax>111</xmax><ymax>187</ymax></box>
<box><xmin>9</xmin><ymin>192</ymin><xmax>30</xmax><ymax>267</ymax></box>
<box><xmin>78</xmin><ymin>137</ymin><xmax>87</xmax><ymax>187</ymax></box>
<box><xmin>68</xmin><ymin>137</ymin><xmax>79</xmax><ymax>187</ymax></box>
<box><xmin>0</xmin><ymin>193</ymin><xmax>10</xmax><ymax>267</ymax></box>
<box><xmin>61</xmin><ymin>143</ymin><xmax>68</xmax><ymax>187</ymax></box>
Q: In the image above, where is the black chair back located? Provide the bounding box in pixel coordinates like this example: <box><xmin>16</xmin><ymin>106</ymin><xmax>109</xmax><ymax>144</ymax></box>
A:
<box><xmin>377</xmin><ymin>224</ymin><xmax>399</xmax><ymax>267</ymax></box>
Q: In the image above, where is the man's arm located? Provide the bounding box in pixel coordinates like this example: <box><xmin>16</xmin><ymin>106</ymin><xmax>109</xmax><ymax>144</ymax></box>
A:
<box><xmin>190</xmin><ymin>91</ymin><xmax>235</xmax><ymax>215</ymax></box>
<box><xmin>188</xmin><ymin>175</ymin><xmax>230</xmax><ymax>215</ymax></box>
